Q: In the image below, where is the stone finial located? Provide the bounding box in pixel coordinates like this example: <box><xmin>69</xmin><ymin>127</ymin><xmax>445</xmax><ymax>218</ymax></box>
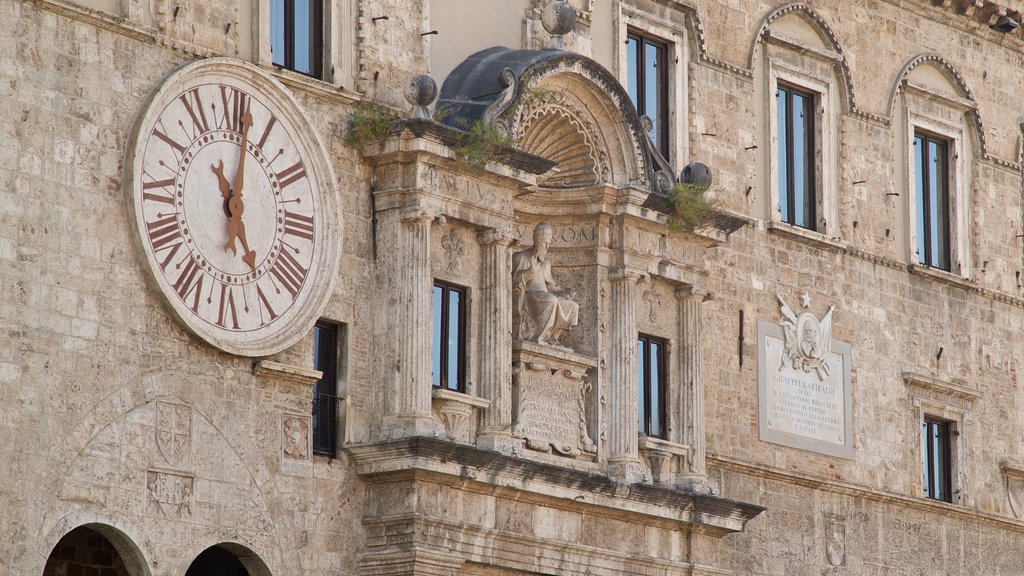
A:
<box><xmin>542</xmin><ymin>1</ymin><xmax>576</xmax><ymax>50</ymax></box>
<box><xmin>404</xmin><ymin>74</ymin><xmax>437</xmax><ymax>120</ymax></box>
<box><xmin>680</xmin><ymin>161</ymin><xmax>712</xmax><ymax>192</ymax></box>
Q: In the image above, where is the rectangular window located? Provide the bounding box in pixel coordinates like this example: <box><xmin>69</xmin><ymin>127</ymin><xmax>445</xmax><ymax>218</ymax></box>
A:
<box><xmin>312</xmin><ymin>321</ymin><xmax>338</xmax><ymax>456</ymax></box>
<box><xmin>922</xmin><ymin>416</ymin><xmax>952</xmax><ymax>502</ymax></box>
<box><xmin>626</xmin><ymin>31</ymin><xmax>669</xmax><ymax>160</ymax></box>
<box><xmin>637</xmin><ymin>334</ymin><xmax>667</xmax><ymax>439</ymax></box>
<box><xmin>914</xmin><ymin>132</ymin><xmax>951</xmax><ymax>271</ymax></box>
<box><xmin>432</xmin><ymin>281</ymin><xmax>466</xmax><ymax>392</ymax></box>
<box><xmin>777</xmin><ymin>84</ymin><xmax>817</xmax><ymax>230</ymax></box>
<box><xmin>270</xmin><ymin>0</ymin><xmax>324</xmax><ymax>78</ymax></box>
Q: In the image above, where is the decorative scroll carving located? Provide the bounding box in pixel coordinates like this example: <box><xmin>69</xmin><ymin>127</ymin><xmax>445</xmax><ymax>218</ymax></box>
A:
<box><xmin>283</xmin><ymin>415</ymin><xmax>309</xmax><ymax>460</ymax></box>
<box><xmin>512</xmin><ymin>222</ymin><xmax>579</xmax><ymax>346</ymax></box>
<box><xmin>146</xmin><ymin>471</ymin><xmax>193</xmax><ymax>518</ymax></box>
<box><xmin>155</xmin><ymin>401</ymin><xmax>191</xmax><ymax>466</ymax></box>
<box><xmin>777</xmin><ymin>294</ymin><xmax>835</xmax><ymax>380</ymax></box>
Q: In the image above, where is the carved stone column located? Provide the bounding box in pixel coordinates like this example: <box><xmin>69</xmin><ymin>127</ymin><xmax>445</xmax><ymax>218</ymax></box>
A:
<box><xmin>476</xmin><ymin>228</ymin><xmax>515</xmax><ymax>450</ymax></box>
<box><xmin>677</xmin><ymin>286</ymin><xmax>716</xmax><ymax>493</ymax></box>
<box><xmin>607</xmin><ymin>267</ymin><xmax>645</xmax><ymax>480</ymax></box>
<box><xmin>397</xmin><ymin>208</ymin><xmax>435</xmax><ymax>419</ymax></box>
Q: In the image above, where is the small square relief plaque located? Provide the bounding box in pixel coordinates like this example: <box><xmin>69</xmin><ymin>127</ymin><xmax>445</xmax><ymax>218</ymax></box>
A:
<box><xmin>757</xmin><ymin>294</ymin><xmax>853</xmax><ymax>458</ymax></box>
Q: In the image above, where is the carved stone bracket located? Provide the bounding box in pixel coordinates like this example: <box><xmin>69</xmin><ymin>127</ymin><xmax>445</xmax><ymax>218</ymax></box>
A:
<box><xmin>431</xmin><ymin>388</ymin><xmax>491</xmax><ymax>445</ymax></box>
<box><xmin>638</xmin><ymin>435</ymin><xmax>688</xmax><ymax>486</ymax></box>
<box><xmin>512</xmin><ymin>342</ymin><xmax>597</xmax><ymax>458</ymax></box>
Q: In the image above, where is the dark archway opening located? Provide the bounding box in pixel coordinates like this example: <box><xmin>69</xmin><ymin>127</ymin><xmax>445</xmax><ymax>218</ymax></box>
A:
<box><xmin>185</xmin><ymin>545</ymin><xmax>250</xmax><ymax>576</ymax></box>
<box><xmin>43</xmin><ymin>526</ymin><xmax>132</xmax><ymax>576</ymax></box>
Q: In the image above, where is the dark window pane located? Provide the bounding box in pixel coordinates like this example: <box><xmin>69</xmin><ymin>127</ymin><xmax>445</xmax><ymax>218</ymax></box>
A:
<box><xmin>271</xmin><ymin>0</ymin><xmax>322</xmax><ymax>78</ymax></box>
<box><xmin>914</xmin><ymin>135</ymin><xmax>926</xmax><ymax>264</ymax></box>
<box><xmin>432</xmin><ymin>282</ymin><xmax>466</xmax><ymax>392</ymax></box>
<box><xmin>626</xmin><ymin>32</ymin><xmax>669</xmax><ymax>160</ymax></box>
<box><xmin>649</xmin><ymin>341</ymin><xmax>662</xmax><ymax>437</ymax></box>
<box><xmin>447</xmin><ymin>290</ymin><xmax>461</xmax><ymax>390</ymax></box>
<box><xmin>915</xmin><ymin>133</ymin><xmax>951</xmax><ymax>270</ymax></box>
<box><xmin>626</xmin><ymin>37</ymin><xmax>639</xmax><ymax>106</ymax></box>
<box><xmin>637</xmin><ymin>335</ymin><xmax>667</xmax><ymax>439</ymax></box>
<box><xmin>777</xmin><ymin>85</ymin><xmax>816</xmax><ymax>230</ymax></box>
<box><xmin>637</xmin><ymin>339</ymin><xmax>645</xmax><ymax>431</ymax></box>
<box><xmin>922</xmin><ymin>417</ymin><xmax>952</xmax><ymax>502</ymax></box>
<box><xmin>313</xmin><ymin>322</ymin><xmax>338</xmax><ymax>456</ymax></box>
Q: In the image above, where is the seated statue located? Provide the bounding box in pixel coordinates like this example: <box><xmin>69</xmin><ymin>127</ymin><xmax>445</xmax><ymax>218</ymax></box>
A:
<box><xmin>512</xmin><ymin>222</ymin><xmax>579</xmax><ymax>345</ymax></box>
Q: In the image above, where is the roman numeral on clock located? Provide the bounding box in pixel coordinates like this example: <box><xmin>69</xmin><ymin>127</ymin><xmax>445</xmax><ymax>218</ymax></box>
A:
<box><xmin>179</xmin><ymin>88</ymin><xmax>211</xmax><ymax>137</ymax></box>
<box><xmin>219</xmin><ymin>86</ymin><xmax>250</xmax><ymax>133</ymax></box>
<box><xmin>255</xmin><ymin>283</ymin><xmax>278</xmax><ymax>324</ymax></box>
<box><xmin>283</xmin><ymin>210</ymin><xmax>314</xmax><ymax>241</ymax></box>
<box><xmin>269</xmin><ymin>248</ymin><xmax>308</xmax><ymax>298</ymax></box>
<box><xmin>172</xmin><ymin>257</ymin><xmax>205</xmax><ymax>313</ymax></box>
<box><xmin>145</xmin><ymin>215</ymin><xmax>183</xmax><ymax>272</ymax></box>
<box><xmin>216</xmin><ymin>283</ymin><xmax>240</xmax><ymax>329</ymax></box>
<box><xmin>277</xmin><ymin>161</ymin><xmax>306</xmax><ymax>190</ymax></box>
<box><xmin>142</xmin><ymin>178</ymin><xmax>176</xmax><ymax>205</ymax></box>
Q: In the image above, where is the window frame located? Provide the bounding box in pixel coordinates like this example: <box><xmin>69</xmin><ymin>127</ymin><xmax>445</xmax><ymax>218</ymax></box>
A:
<box><xmin>913</xmin><ymin>130</ymin><xmax>952</xmax><ymax>271</ymax></box>
<box><xmin>256</xmin><ymin>0</ymin><xmax>354</xmax><ymax>87</ymax></box>
<box><xmin>776</xmin><ymin>82</ymin><xmax>817</xmax><ymax>230</ymax></box>
<box><xmin>626</xmin><ymin>30</ymin><xmax>669</xmax><ymax>160</ymax></box>
<box><xmin>615</xmin><ymin>6</ymin><xmax>688</xmax><ymax>165</ymax></box>
<box><xmin>637</xmin><ymin>333</ymin><xmax>668</xmax><ymax>440</ymax></box>
<box><xmin>922</xmin><ymin>415</ymin><xmax>953</xmax><ymax>502</ymax></box>
<box><xmin>432</xmin><ymin>280</ymin><xmax>467</xmax><ymax>393</ymax></box>
<box><xmin>904</xmin><ymin>372</ymin><xmax>975</xmax><ymax>507</ymax></box>
<box><xmin>312</xmin><ymin>321</ymin><xmax>339</xmax><ymax>457</ymax></box>
<box><xmin>905</xmin><ymin>107</ymin><xmax>967</xmax><ymax>276</ymax></box>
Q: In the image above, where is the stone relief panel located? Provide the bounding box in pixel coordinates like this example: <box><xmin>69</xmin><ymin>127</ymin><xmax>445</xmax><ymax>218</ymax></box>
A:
<box><xmin>146</xmin><ymin>470</ymin><xmax>193</xmax><ymax>519</ymax></box>
<box><xmin>430</xmin><ymin>221</ymin><xmax>480</xmax><ymax>287</ymax></box>
<box><xmin>155</xmin><ymin>401</ymin><xmax>191</xmax><ymax>466</ymax></box>
<box><xmin>826</xmin><ymin>522</ymin><xmax>846</xmax><ymax>566</ymax></box>
<box><xmin>283</xmin><ymin>415</ymin><xmax>310</xmax><ymax>460</ymax></box>
<box><xmin>758</xmin><ymin>295</ymin><xmax>853</xmax><ymax>459</ymax></box>
<box><xmin>512</xmin><ymin>222</ymin><xmax>580</xmax><ymax>347</ymax></box>
<box><xmin>440</xmin><ymin>227</ymin><xmax>465</xmax><ymax>272</ymax></box>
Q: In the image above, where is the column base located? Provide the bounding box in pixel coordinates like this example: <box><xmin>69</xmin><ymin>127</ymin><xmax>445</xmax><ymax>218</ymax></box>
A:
<box><xmin>608</xmin><ymin>457</ymin><xmax>652</xmax><ymax>484</ymax></box>
<box><xmin>676</xmin><ymin>474</ymin><xmax>719</xmax><ymax>496</ymax></box>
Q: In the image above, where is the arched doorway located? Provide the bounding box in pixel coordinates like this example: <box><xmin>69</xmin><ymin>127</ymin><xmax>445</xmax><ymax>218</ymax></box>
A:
<box><xmin>185</xmin><ymin>543</ymin><xmax>271</xmax><ymax>576</ymax></box>
<box><xmin>43</xmin><ymin>525</ymin><xmax>137</xmax><ymax>576</ymax></box>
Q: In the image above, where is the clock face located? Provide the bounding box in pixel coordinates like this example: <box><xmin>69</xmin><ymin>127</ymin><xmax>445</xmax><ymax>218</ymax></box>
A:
<box><xmin>128</xmin><ymin>59</ymin><xmax>339</xmax><ymax>356</ymax></box>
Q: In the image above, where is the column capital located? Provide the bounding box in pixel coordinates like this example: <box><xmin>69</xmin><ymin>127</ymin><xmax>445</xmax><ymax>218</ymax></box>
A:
<box><xmin>477</xmin><ymin>227</ymin><xmax>516</xmax><ymax>246</ymax></box>
<box><xmin>676</xmin><ymin>285</ymin><xmax>709</xmax><ymax>302</ymax></box>
<box><xmin>608</xmin><ymin>266</ymin><xmax>646</xmax><ymax>283</ymax></box>
<box><xmin>401</xmin><ymin>206</ymin><xmax>440</xmax><ymax>225</ymax></box>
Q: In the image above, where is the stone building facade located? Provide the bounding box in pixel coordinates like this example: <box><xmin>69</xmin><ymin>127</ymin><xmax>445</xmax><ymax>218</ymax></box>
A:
<box><xmin>5</xmin><ymin>0</ymin><xmax>1024</xmax><ymax>574</ymax></box>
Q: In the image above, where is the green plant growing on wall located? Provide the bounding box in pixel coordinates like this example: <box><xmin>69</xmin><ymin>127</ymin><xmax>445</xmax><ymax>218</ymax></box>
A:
<box><xmin>453</xmin><ymin>120</ymin><xmax>515</xmax><ymax>171</ymax></box>
<box><xmin>344</xmin><ymin>102</ymin><xmax>398</xmax><ymax>149</ymax></box>
<box><xmin>668</xmin><ymin>182</ymin><xmax>717</xmax><ymax>233</ymax></box>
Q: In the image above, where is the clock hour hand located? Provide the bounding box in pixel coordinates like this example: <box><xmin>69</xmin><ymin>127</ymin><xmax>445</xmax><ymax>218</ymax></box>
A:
<box><xmin>224</xmin><ymin>200</ymin><xmax>257</xmax><ymax>271</ymax></box>
<box><xmin>211</xmin><ymin>160</ymin><xmax>232</xmax><ymax>217</ymax></box>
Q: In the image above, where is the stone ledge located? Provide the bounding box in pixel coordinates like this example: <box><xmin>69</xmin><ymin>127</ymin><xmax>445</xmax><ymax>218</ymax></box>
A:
<box><xmin>347</xmin><ymin>436</ymin><xmax>764</xmax><ymax>534</ymax></box>
<box><xmin>908</xmin><ymin>263</ymin><xmax>978</xmax><ymax>291</ymax></box>
<box><xmin>767</xmin><ymin>220</ymin><xmax>846</xmax><ymax>252</ymax></box>
<box><xmin>903</xmin><ymin>371</ymin><xmax>981</xmax><ymax>403</ymax></box>
<box><xmin>252</xmin><ymin>360</ymin><xmax>322</xmax><ymax>385</ymax></box>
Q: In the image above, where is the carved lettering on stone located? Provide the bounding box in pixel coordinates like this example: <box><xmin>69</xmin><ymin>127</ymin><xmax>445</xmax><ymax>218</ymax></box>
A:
<box><xmin>283</xmin><ymin>415</ymin><xmax>309</xmax><ymax>460</ymax></box>
<box><xmin>441</xmin><ymin>228</ymin><xmax>464</xmax><ymax>272</ymax></box>
<box><xmin>146</xmin><ymin>471</ymin><xmax>193</xmax><ymax>518</ymax></box>
<box><xmin>155</xmin><ymin>401</ymin><xmax>191</xmax><ymax>466</ymax></box>
<box><xmin>826</xmin><ymin>522</ymin><xmax>845</xmax><ymax>566</ymax></box>
<box><xmin>512</xmin><ymin>222</ymin><xmax>579</xmax><ymax>346</ymax></box>
<box><xmin>778</xmin><ymin>294</ymin><xmax>834</xmax><ymax>381</ymax></box>
<box><xmin>512</xmin><ymin>350</ymin><xmax>596</xmax><ymax>457</ymax></box>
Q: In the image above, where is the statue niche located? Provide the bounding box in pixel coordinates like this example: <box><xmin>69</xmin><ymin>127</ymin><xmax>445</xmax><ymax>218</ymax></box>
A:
<box><xmin>512</xmin><ymin>222</ymin><xmax>579</xmax><ymax>346</ymax></box>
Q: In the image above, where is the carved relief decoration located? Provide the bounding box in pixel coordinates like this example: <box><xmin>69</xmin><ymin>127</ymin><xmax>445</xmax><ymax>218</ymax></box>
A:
<box><xmin>643</xmin><ymin>289</ymin><xmax>662</xmax><ymax>323</ymax></box>
<box><xmin>146</xmin><ymin>471</ymin><xmax>193</xmax><ymax>518</ymax></box>
<box><xmin>512</xmin><ymin>360</ymin><xmax>596</xmax><ymax>456</ymax></box>
<box><xmin>777</xmin><ymin>294</ymin><xmax>835</xmax><ymax>380</ymax></box>
<box><xmin>441</xmin><ymin>228</ymin><xmax>465</xmax><ymax>272</ymax></box>
<box><xmin>283</xmin><ymin>415</ymin><xmax>309</xmax><ymax>460</ymax></box>
<box><xmin>519</xmin><ymin>107</ymin><xmax>600</xmax><ymax>188</ymax></box>
<box><xmin>826</xmin><ymin>522</ymin><xmax>846</xmax><ymax>566</ymax></box>
<box><xmin>155</xmin><ymin>401</ymin><xmax>191</xmax><ymax>466</ymax></box>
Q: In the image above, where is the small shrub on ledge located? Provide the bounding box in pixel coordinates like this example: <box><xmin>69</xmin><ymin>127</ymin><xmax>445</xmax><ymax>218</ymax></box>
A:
<box><xmin>344</xmin><ymin>102</ymin><xmax>398</xmax><ymax>149</ymax></box>
<box><xmin>668</xmin><ymin>182</ymin><xmax>716</xmax><ymax>233</ymax></box>
<box><xmin>453</xmin><ymin>119</ymin><xmax>516</xmax><ymax>172</ymax></box>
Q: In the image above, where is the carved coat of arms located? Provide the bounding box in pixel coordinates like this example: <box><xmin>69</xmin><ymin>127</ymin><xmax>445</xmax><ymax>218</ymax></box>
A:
<box><xmin>777</xmin><ymin>294</ymin><xmax>834</xmax><ymax>380</ymax></box>
<box><xmin>156</xmin><ymin>401</ymin><xmax>191</xmax><ymax>465</ymax></box>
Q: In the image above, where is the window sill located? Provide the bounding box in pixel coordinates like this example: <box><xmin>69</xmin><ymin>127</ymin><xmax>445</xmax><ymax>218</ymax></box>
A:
<box><xmin>267</xmin><ymin>65</ymin><xmax>360</xmax><ymax>105</ymax></box>
<box><xmin>431</xmin><ymin>388</ymin><xmax>491</xmax><ymax>445</ymax></box>
<box><xmin>431</xmin><ymin>387</ymin><xmax>491</xmax><ymax>409</ymax></box>
<box><xmin>908</xmin><ymin>264</ymin><xmax>976</xmax><ymax>290</ymax></box>
<box><xmin>638</xmin><ymin>434</ymin><xmax>688</xmax><ymax>485</ymax></box>
<box><xmin>767</xmin><ymin>221</ymin><xmax>845</xmax><ymax>252</ymax></box>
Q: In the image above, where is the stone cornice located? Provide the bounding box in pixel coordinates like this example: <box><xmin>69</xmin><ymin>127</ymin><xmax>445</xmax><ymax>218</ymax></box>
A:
<box><xmin>346</xmin><ymin>437</ymin><xmax>764</xmax><ymax>534</ymax></box>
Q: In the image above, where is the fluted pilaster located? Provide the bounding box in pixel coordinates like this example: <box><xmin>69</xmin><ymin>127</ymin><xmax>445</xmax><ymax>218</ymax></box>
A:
<box><xmin>397</xmin><ymin>208</ymin><xmax>435</xmax><ymax>419</ymax></box>
<box><xmin>608</xmin><ymin>267</ymin><xmax>642</xmax><ymax>465</ymax></box>
<box><xmin>477</xmin><ymin>228</ymin><xmax>515</xmax><ymax>439</ymax></box>
<box><xmin>677</xmin><ymin>286</ymin><xmax>708</xmax><ymax>478</ymax></box>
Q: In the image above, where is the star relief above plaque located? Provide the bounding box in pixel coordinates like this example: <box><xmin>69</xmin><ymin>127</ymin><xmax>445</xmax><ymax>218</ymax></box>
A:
<box><xmin>757</xmin><ymin>292</ymin><xmax>853</xmax><ymax>459</ymax></box>
<box><xmin>126</xmin><ymin>58</ymin><xmax>341</xmax><ymax>357</ymax></box>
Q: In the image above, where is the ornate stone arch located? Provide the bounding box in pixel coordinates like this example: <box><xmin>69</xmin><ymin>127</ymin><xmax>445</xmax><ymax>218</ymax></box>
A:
<box><xmin>749</xmin><ymin>3</ymin><xmax>857</xmax><ymax>114</ymax></box>
<box><xmin>437</xmin><ymin>48</ymin><xmax>674</xmax><ymax>193</ymax></box>
<box><xmin>888</xmin><ymin>53</ymin><xmax>988</xmax><ymax>159</ymax></box>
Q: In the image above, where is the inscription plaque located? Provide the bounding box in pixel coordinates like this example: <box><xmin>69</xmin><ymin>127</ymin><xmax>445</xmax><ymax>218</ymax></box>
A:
<box><xmin>758</xmin><ymin>320</ymin><xmax>853</xmax><ymax>458</ymax></box>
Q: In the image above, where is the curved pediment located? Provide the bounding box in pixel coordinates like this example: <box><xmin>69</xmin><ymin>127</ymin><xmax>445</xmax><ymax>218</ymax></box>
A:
<box><xmin>437</xmin><ymin>47</ymin><xmax>672</xmax><ymax>193</ymax></box>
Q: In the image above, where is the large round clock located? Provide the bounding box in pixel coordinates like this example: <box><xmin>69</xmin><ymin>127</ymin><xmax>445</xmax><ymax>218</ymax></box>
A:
<box><xmin>126</xmin><ymin>58</ymin><xmax>340</xmax><ymax>356</ymax></box>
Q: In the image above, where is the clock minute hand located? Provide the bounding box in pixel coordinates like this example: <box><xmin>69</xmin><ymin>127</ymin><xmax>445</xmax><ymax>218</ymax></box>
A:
<box><xmin>223</xmin><ymin>110</ymin><xmax>257</xmax><ymax>270</ymax></box>
<box><xmin>232</xmin><ymin>110</ymin><xmax>253</xmax><ymax>198</ymax></box>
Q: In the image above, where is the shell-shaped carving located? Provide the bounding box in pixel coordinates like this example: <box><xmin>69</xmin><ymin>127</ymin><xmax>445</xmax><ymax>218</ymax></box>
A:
<box><xmin>519</xmin><ymin>108</ymin><xmax>599</xmax><ymax>188</ymax></box>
